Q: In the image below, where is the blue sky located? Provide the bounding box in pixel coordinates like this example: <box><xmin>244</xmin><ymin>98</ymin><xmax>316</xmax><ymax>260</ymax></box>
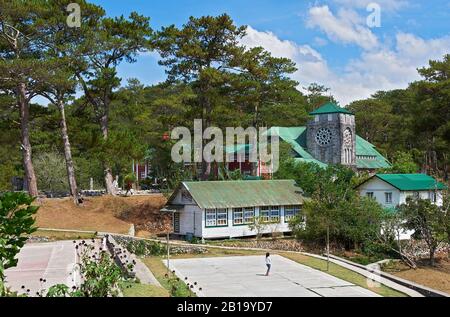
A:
<box><xmin>90</xmin><ymin>0</ymin><xmax>450</xmax><ymax>105</ymax></box>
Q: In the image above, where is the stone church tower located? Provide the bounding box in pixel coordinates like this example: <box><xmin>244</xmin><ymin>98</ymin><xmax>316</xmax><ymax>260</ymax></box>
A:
<box><xmin>306</xmin><ymin>102</ymin><xmax>356</xmax><ymax>168</ymax></box>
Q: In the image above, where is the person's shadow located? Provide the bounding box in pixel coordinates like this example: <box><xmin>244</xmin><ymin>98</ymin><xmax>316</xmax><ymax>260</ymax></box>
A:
<box><xmin>256</xmin><ymin>274</ymin><xmax>267</xmax><ymax>276</ymax></box>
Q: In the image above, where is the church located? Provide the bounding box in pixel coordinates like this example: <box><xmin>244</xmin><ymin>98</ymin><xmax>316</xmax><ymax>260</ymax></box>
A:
<box><xmin>229</xmin><ymin>102</ymin><xmax>391</xmax><ymax>176</ymax></box>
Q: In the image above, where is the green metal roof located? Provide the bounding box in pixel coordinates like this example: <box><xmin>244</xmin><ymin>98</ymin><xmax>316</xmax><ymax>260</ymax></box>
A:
<box><xmin>355</xmin><ymin>136</ymin><xmax>391</xmax><ymax>169</ymax></box>
<box><xmin>265</xmin><ymin>127</ymin><xmax>390</xmax><ymax>169</ymax></box>
<box><xmin>180</xmin><ymin>180</ymin><xmax>305</xmax><ymax>209</ymax></box>
<box><xmin>309</xmin><ymin>102</ymin><xmax>353</xmax><ymax>115</ymax></box>
<box><xmin>375</xmin><ymin>174</ymin><xmax>447</xmax><ymax>191</ymax></box>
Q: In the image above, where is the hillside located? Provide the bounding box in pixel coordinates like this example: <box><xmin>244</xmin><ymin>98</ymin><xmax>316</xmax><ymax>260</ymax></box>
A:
<box><xmin>34</xmin><ymin>194</ymin><xmax>170</xmax><ymax>237</ymax></box>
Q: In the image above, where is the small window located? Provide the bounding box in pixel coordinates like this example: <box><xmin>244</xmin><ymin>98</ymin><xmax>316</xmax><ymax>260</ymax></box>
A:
<box><xmin>205</xmin><ymin>209</ymin><xmax>216</xmax><ymax>227</ymax></box>
<box><xmin>315</xmin><ymin>115</ymin><xmax>319</xmax><ymax>122</ymax></box>
<box><xmin>243</xmin><ymin>207</ymin><xmax>255</xmax><ymax>224</ymax></box>
<box><xmin>233</xmin><ymin>208</ymin><xmax>244</xmax><ymax>225</ymax></box>
<box><xmin>328</xmin><ymin>114</ymin><xmax>333</xmax><ymax>121</ymax></box>
<box><xmin>285</xmin><ymin>205</ymin><xmax>301</xmax><ymax>222</ymax></box>
<box><xmin>366</xmin><ymin>192</ymin><xmax>374</xmax><ymax>199</ymax></box>
<box><xmin>385</xmin><ymin>192</ymin><xmax>393</xmax><ymax>204</ymax></box>
<box><xmin>428</xmin><ymin>191</ymin><xmax>437</xmax><ymax>203</ymax></box>
<box><xmin>270</xmin><ymin>206</ymin><xmax>280</xmax><ymax>223</ymax></box>
<box><xmin>413</xmin><ymin>192</ymin><xmax>420</xmax><ymax>199</ymax></box>
<box><xmin>260</xmin><ymin>206</ymin><xmax>271</xmax><ymax>222</ymax></box>
<box><xmin>216</xmin><ymin>208</ymin><xmax>228</xmax><ymax>226</ymax></box>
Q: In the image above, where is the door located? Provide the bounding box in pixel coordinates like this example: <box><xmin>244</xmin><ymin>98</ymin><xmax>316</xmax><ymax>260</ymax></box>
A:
<box><xmin>173</xmin><ymin>212</ymin><xmax>180</xmax><ymax>234</ymax></box>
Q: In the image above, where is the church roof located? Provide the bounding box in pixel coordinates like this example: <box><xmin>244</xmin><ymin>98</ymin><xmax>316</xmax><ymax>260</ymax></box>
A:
<box><xmin>309</xmin><ymin>102</ymin><xmax>353</xmax><ymax>116</ymax></box>
<box><xmin>265</xmin><ymin>126</ymin><xmax>390</xmax><ymax>170</ymax></box>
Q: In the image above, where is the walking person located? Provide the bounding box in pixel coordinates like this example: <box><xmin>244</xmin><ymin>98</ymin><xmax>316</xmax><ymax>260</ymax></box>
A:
<box><xmin>265</xmin><ymin>253</ymin><xmax>271</xmax><ymax>276</ymax></box>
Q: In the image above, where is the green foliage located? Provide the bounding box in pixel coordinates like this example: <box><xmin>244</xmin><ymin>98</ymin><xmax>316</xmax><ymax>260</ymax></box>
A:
<box><xmin>34</xmin><ymin>151</ymin><xmax>69</xmax><ymax>192</ymax></box>
<box><xmin>0</xmin><ymin>192</ymin><xmax>38</xmax><ymax>296</ymax></box>
<box><xmin>125</xmin><ymin>240</ymin><xmax>167</xmax><ymax>257</ymax></box>
<box><xmin>350</xmin><ymin>54</ymin><xmax>450</xmax><ymax>178</ymax></box>
<box><xmin>398</xmin><ymin>197</ymin><xmax>449</xmax><ymax>265</ymax></box>
<box><xmin>287</xmin><ymin>164</ymin><xmax>385</xmax><ymax>250</ymax></box>
<box><xmin>381</xmin><ymin>151</ymin><xmax>419</xmax><ymax>174</ymax></box>
<box><xmin>46</xmin><ymin>248</ymin><xmax>123</xmax><ymax>297</ymax></box>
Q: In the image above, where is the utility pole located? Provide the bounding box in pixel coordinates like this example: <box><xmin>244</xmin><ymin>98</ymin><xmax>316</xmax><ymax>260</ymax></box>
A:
<box><xmin>326</xmin><ymin>225</ymin><xmax>330</xmax><ymax>271</ymax></box>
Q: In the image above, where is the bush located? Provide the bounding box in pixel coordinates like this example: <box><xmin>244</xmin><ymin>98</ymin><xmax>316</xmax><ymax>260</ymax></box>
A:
<box><xmin>0</xmin><ymin>192</ymin><xmax>38</xmax><ymax>296</ymax></box>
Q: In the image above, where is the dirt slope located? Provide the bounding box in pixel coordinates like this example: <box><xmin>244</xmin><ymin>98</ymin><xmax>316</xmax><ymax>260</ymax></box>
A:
<box><xmin>35</xmin><ymin>194</ymin><xmax>169</xmax><ymax>237</ymax></box>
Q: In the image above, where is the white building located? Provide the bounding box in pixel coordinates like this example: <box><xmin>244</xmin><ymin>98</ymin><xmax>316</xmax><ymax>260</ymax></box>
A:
<box><xmin>356</xmin><ymin>173</ymin><xmax>447</xmax><ymax>239</ymax></box>
<box><xmin>162</xmin><ymin>180</ymin><xmax>305</xmax><ymax>239</ymax></box>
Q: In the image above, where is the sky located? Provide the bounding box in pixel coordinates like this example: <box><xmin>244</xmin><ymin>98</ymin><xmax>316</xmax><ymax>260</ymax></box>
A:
<box><xmin>89</xmin><ymin>0</ymin><xmax>450</xmax><ymax>106</ymax></box>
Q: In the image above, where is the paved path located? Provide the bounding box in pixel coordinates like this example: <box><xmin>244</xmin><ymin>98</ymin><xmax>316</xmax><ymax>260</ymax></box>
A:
<box><xmin>4</xmin><ymin>240</ymin><xmax>83</xmax><ymax>296</ymax></box>
<box><xmin>167</xmin><ymin>255</ymin><xmax>380</xmax><ymax>297</ymax></box>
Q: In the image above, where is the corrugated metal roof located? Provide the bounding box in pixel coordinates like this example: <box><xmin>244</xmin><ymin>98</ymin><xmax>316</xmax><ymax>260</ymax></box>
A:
<box><xmin>309</xmin><ymin>102</ymin><xmax>353</xmax><ymax>115</ymax></box>
<box><xmin>265</xmin><ymin>127</ymin><xmax>391</xmax><ymax>169</ymax></box>
<box><xmin>375</xmin><ymin>174</ymin><xmax>447</xmax><ymax>191</ymax></box>
<box><xmin>181</xmin><ymin>180</ymin><xmax>305</xmax><ymax>209</ymax></box>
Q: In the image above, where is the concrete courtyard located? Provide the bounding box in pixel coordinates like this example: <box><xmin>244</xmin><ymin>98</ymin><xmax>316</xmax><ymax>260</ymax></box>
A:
<box><xmin>4</xmin><ymin>240</ymin><xmax>80</xmax><ymax>296</ymax></box>
<box><xmin>167</xmin><ymin>255</ymin><xmax>380</xmax><ymax>297</ymax></box>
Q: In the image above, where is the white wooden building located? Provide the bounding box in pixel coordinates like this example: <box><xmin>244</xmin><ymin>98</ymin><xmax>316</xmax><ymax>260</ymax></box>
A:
<box><xmin>162</xmin><ymin>180</ymin><xmax>305</xmax><ymax>239</ymax></box>
<box><xmin>356</xmin><ymin>173</ymin><xmax>447</xmax><ymax>239</ymax></box>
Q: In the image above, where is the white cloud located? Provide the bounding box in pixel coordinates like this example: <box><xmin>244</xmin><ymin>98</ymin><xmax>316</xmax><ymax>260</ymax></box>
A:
<box><xmin>306</xmin><ymin>5</ymin><xmax>378</xmax><ymax>50</ymax></box>
<box><xmin>241</xmin><ymin>26</ymin><xmax>450</xmax><ymax>106</ymax></box>
<box><xmin>333</xmin><ymin>0</ymin><xmax>409</xmax><ymax>12</ymax></box>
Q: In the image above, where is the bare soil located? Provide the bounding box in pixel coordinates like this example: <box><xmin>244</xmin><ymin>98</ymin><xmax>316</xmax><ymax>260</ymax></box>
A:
<box><xmin>382</xmin><ymin>257</ymin><xmax>450</xmax><ymax>294</ymax></box>
<box><xmin>34</xmin><ymin>194</ymin><xmax>170</xmax><ymax>237</ymax></box>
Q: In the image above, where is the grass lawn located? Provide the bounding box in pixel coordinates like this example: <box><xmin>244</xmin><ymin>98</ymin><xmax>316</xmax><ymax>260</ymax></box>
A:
<box><xmin>120</xmin><ymin>281</ymin><xmax>169</xmax><ymax>297</ymax></box>
<box><xmin>31</xmin><ymin>229</ymin><xmax>96</xmax><ymax>241</ymax></box>
<box><xmin>141</xmin><ymin>257</ymin><xmax>196</xmax><ymax>297</ymax></box>
<box><xmin>281</xmin><ymin>252</ymin><xmax>407</xmax><ymax>297</ymax></box>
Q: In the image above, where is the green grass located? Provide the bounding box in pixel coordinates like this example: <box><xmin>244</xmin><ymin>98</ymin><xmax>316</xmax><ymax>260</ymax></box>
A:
<box><xmin>281</xmin><ymin>252</ymin><xmax>408</xmax><ymax>297</ymax></box>
<box><xmin>141</xmin><ymin>257</ymin><xmax>196</xmax><ymax>297</ymax></box>
<box><xmin>120</xmin><ymin>281</ymin><xmax>169</xmax><ymax>297</ymax></box>
<box><xmin>31</xmin><ymin>229</ymin><xmax>96</xmax><ymax>241</ymax></box>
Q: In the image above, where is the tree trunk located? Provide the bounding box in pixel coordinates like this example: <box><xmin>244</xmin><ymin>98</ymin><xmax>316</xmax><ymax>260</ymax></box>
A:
<box><xmin>18</xmin><ymin>83</ymin><xmax>38</xmax><ymax>197</ymax></box>
<box><xmin>57</xmin><ymin>100</ymin><xmax>79</xmax><ymax>204</ymax></box>
<box><xmin>429</xmin><ymin>247</ymin><xmax>436</xmax><ymax>266</ymax></box>
<box><xmin>100</xmin><ymin>110</ymin><xmax>116</xmax><ymax>195</ymax></box>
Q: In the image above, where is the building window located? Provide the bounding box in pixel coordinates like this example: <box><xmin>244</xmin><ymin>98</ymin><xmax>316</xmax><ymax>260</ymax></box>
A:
<box><xmin>205</xmin><ymin>208</ymin><xmax>228</xmax><ymax>227</ymax></box>
<box><xmin>205</xmin><ymin>209</ymin><xmax>216</xmax><ymax>227</ymax></box>
<box><xmin>270</xmin><ymin>206</ymin><xmax>280</xmax><ymax>223</ymax></box>
<box><xmin>366</xmin><ymin>192</ymin><xmax>374</xmax><ymax>199</ymax></box>
<box><xmin>428</xmin><ymin>191</ymin><xmax>437</xmax><ymax>203</ymax></box>
<box><xmin>260</xmin><ymin>206</ymin><xmax>280</xmax><ymax>223</ymax></box>
<box><xmin>233</xmin><ymin>208</ymin><xmax>244</xmax><ymax>225</ymax></box>
<box><xmin>328</xmin><ymin>114</ymin><xmax>333</xmax><ymax>121</ymax></box>
<box><xmin>385</xmin><ymin>192</ymin><xmax>392</xmax><ymax>204</ymax></box>
<box><xmin>285</xmin><ymin>205</ymin><xmax>301</xmax><ymax>222</ymax></box>
<box><xmin>413</xmin><ymin>192</ymin><xmax>420</xmax><ymax>199</ymax></box>
<box><xmin>315</xmin><ymin>115</ymin><xmax>319</xmax><ymax>122</ymax></box>
<box><xmin>244</xmin><ymin>207</ymin><xmax>255</xmax><ymax>224</ymax></box>
<box><xmin>260</xmin><ymin>206</ymin><xmax>270</xmax><ymax>222</ymax></box>
<box><xmin>216</xmin><ymin>208</ymin><xmax>228</xmax><ymax>226</ymax></box>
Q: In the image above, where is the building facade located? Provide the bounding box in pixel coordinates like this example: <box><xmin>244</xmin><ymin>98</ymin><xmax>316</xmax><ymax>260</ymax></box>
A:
<box><xmin>163</xmin><ymin>180</ymin><xmax>304</xmax><ymax>239</ymax></box>
<box><xmin>356</xmin><ymin>174</ymin><xmax>447</xmax><ymax>239</ymax></box>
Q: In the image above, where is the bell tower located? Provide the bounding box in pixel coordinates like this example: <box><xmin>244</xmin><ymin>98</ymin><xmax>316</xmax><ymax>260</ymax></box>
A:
<box><xmin>306</xmin><ymin>102</ymin><xmax>356</xmax><ymax>168</ymax></box>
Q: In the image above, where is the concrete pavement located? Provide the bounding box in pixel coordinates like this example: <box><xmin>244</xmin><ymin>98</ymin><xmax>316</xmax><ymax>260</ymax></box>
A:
<box><xmin>4</xmin><ymin>240</ymin><xmax>83</xmax><ymax>296</ymax></box>
<box><xmin>166</xmin><ymin>255</ymin><xmax>380</xmax><ymax>297</ymax></box>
